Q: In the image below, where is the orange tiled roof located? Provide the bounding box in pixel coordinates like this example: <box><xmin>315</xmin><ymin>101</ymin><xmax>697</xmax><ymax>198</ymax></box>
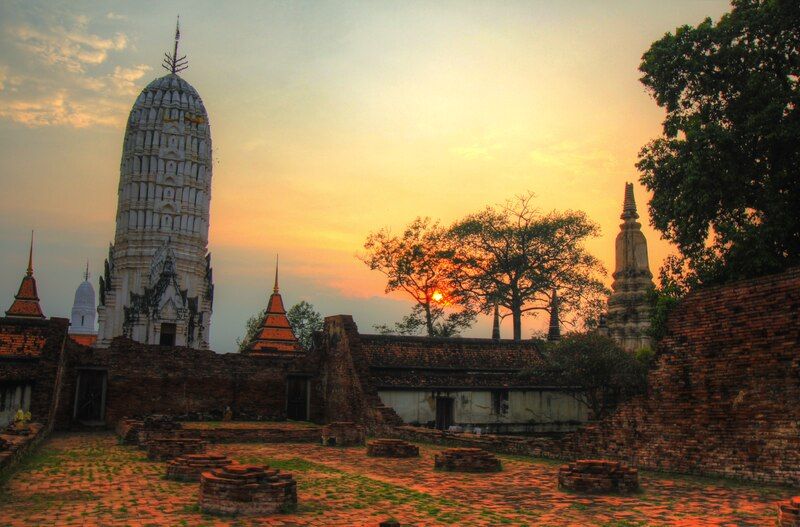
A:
<box><xmin>6</xmin><ymin>242</ymin><xmax>44</xmax><ymax>319</ymax></box>
<box><xmin>247</xmin><ymin>291</ymin><xmax>301</xmax><ymax>353</ymax></box>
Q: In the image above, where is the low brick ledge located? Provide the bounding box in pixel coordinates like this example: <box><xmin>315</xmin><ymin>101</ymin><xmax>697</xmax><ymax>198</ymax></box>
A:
<box><xmin>558</xmin><ymin>459</ymin><xmax>639</xmax><ymax>494</ymax></box>
<box><xmin>367</xmin><ymin>439</ymin><xmax>419</xmax><ymax>458</ymax></box>
<box><xmin>779</xmin><ymin>497</ymin><xmax>800</xmax><ymax>527</ymax></box>
<box><xmin>199</xmin><ymin>463</ymin><xmax>297</xmax><ymax>516</ymax></box>
<box><xmin>0</xmin><ymin>423</ymin><xmax>46</xmax><ymax>476</ymax></box>
<box><xmin>166</xmin><ymin>453</ymin><xmax>232</xmax><ymax>482</ymax></box>
<box><xmin>434</xmin><ymin>447</ymin><xmax>502</xmax><ymax>473</ymax></box>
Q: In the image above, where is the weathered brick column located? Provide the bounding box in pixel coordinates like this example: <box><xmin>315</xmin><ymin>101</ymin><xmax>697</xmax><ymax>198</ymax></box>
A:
<box><xmin>116</xmin><ymin>418</ymin><xmax>144</xmax><ymax>445</ymax></box>
<box><xmin>434</xmin><ymin>448</ymin><xmax>502</xmax><ymax>472</ymax></box>
<box><xmin>558</xmin><ymin>460</ymin><xmax>639</xmax><ymax>494</ymax></box>
<box><xmin>199</xmin><ymin>464</ymin><xmax>297</xmax><ymax>515</ymax></box>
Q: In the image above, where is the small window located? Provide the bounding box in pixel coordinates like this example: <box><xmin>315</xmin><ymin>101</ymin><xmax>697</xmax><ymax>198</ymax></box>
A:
<box><xmin>159</xmin><ymin>323</ymin><xmax>177</xmax><ymax>346</ymax></box>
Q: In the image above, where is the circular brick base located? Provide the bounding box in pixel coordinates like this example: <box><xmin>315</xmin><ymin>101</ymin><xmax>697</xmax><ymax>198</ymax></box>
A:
<box><xmin>779</xmin><ymin>497</ymin><xmax>800</xmax><ymax>527</ymax></box>
<box><xmin>558</xmin><ymin>460</ymin><xmax>639</xmax><ymax>494</ymax></box>
<box><xmin>146</xmin><ymin>438</ymin><xmax>206</xmax><ymax>461</ymax></box>
<box><xmin>166</xmin><ymin>453</ymin><xmax>231</xmax><ymax>482</ymax></box>
<box><xmin>367</xmin><ymin>439</ymin><xmax>419</xmax><ymax>458</ymax></box>
<box><xmin>199</xmin><ymin>464</ymin><xmax>297</xmax><ymax>516</ymax></box>
<box><xmin>434</xmin><ymin>448</ymin><xmax>501</xmax><ymax>472</ymax></box>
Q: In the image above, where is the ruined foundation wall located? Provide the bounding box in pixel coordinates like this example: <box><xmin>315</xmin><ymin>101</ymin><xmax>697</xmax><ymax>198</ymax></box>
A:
<box><xmin>568</xmin><ymin>268</ymin><xmax>800</xmax><ymax>485</ymax></box>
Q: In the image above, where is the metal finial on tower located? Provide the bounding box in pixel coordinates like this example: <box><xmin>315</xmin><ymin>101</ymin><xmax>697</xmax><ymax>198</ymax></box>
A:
<box><xmin>84</xmin><ymin>260</ymin><xmax>90</xmax><ymax>281</ymax></box>
<box><xmin>621</xmin><ymin>182</ymin><xmax>639</xmax><ymax>221</ymax></box>
<box><xmin>162</xmin><ymin>15</ymin><xmax>188</xmax><ymax>74</ymax></box>
<box><xmin>273</xmin><ymin>255</ymin><xmax>280</xmax><ymax>293</ymax></box>
<box><xmin>27</xmin><ymin>231</ymin><xmax>34</xmax><ymax>277</ymax></box>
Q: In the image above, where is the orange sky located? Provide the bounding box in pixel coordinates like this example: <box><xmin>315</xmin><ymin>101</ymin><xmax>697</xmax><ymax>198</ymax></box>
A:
<box><xmin>0</xmin><ymin>1</ymin><xmax>733</xmax><ymax>350</ymax></box>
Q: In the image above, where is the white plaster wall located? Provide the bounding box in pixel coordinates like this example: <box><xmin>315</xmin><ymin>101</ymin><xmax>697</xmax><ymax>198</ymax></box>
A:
<box><xmin>378</xmin><ymin>389</ymin><xmax>588</xmax><ymax>431</ymax></box>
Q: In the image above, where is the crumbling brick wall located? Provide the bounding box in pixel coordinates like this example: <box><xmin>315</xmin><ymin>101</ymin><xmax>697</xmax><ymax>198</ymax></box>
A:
<box><xmin>567</xmin><ymin>268</ymin><xmax>800</xmax><ymax>485</ymax></box>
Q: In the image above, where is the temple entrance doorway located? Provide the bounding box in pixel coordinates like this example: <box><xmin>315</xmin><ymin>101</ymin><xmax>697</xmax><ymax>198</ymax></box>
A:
<box><xmin>74</xmin><ymin>369</ymin><xmax>107</xmax><ymax>424</ymax></box>
<box><xmin>435</xmin><ymin>396</ymin><xmax>454</xmax><ymax>430</ymax></box>
<box><xmin>286</xmin><ymin>376</ymin><xmax>309</xmax><ymax>421</ymax></box>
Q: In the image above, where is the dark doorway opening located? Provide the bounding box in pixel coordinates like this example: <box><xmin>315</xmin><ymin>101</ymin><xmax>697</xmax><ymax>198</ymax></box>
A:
<box><xmin>74</xmin><ymin>369</ymin><xmax>107</xmax><ymax>423</ymax></box>
<box><xmin>435</xmin><ymin>396</ymin><xmax>454</xmax><ymax>430</ymax></box>
<box><xmin>286</xmin><ymin>376</ymin><xmax>309</xmax><ymax>421</ymax></box>
<box><xmin>159</xmin><ymin>323</ymin><xmax>177</xmax><ymax>346</ymax></box>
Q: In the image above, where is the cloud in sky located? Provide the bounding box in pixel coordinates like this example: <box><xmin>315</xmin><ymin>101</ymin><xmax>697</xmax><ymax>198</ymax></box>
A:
<box><xmin>0</xmin><ymin>11</ymin><xmax>142</xmax><ymax>129</ymax></box>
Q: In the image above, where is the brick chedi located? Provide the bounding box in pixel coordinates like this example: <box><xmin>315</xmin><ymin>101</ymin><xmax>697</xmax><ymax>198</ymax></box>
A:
<box><xmin>97</xmin><ymin>22</ymin><xmax>214</xmax><ymax>349</ymax></box>
<box><xmin>558</xmin><ymin>460</ymin><xmax>639</xmax><ymax>494</ymax></box>
<box><xmin>605</xmin><ymin>182</ymin><xmax>654</xmax><ymax>351</ymax></box>
<box><xmin>147</xmin><ymin>438</ymin><xmax>205</xmax><ymax>461</ymax></box>
<box><xmin>434</xmin><ymin>448</ymin><xmax>502</xmax><ymax>472</ymax></box>
<box><xmin>5</xmin><ymin>234</ymin><xmax>44</xmax><ymax>319</ymax></box>
<box><xmin>367</xmin><ymin>439</ymin><xmax>419</xmax><ymax>458</ymax></box>
<box><xmin>199</xmin><ymin>463</ymin><xmax>298</xmax><ymax>516</ymax></box>
<box><xmin>166</xmin><ymin>453</ymin><xmax>231</xmax><ymax>482</ymax></box>
<box><xmin>322</xmin><ymin>422</ymin><xmax>365</xmax><ymax>446</ymax></box>
<box><xmin>244</xmin><ymin>259</ymin><xmax>302</xmax><ymax>354</ymax></box>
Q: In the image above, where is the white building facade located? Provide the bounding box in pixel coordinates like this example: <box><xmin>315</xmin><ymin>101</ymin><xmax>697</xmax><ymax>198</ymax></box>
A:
<box><xmin>97</xmin><ymin>71</ymin><xmax>214</xmax><ymax>349</ymax></box>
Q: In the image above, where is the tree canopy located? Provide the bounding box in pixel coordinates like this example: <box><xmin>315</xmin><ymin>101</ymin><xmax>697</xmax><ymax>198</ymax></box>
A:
<box><xmin>638</xmin><ymin>0</ymin><xmax>800</xmax><ymax>286</ymax></box>
<box><xmin>449</xmin><ymin>194</ymin><xmax>607</xmax><ymax>340</ymax></box>
<box><xmin>236</xmin><ymin>300</ymin><xmax>322</xmax><ymax>352</ymax></box>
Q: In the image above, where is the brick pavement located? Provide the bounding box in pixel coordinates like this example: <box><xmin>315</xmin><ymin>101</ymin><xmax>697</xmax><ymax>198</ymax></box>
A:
<box><xmin>0</xmin><ymin>432</ymin><xmax>793</xmax><ymax>526</ymax></box>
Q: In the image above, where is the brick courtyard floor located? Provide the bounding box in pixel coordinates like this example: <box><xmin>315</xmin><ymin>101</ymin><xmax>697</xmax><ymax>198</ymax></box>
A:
<box><xmin>0</xmin><ymin>432</ymin><xmax>794</xmax><ymax>526</ymax></box>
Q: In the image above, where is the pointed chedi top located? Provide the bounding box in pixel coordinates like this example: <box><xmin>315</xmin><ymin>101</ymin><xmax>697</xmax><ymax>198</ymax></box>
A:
<box><xmin>547</xmin><ymin>288</ymin><xmax>560</xmax><ymax>342</ymax></box>
<box><xmin>245</xmin><ymin>256</ymin><xmax>302</xmax><ymax>353</ymax></box>
<box><xmin>621</xmin><ymin>182</ymin><xmax>639</xmax><ymax>221</ymax></box>
<box><xmin>6</xmin><ymin>231</ymin><xmax>45</xmax><ymax>318</ymax></box>
<box><xmin>491</xmin><ymin>303</ymin><xmax>500</xmax><ymax>340</ymax></box>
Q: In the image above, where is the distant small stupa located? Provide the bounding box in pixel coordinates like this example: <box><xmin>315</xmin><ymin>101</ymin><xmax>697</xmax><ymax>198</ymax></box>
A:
<box><xmin>69</xmin><ymin>262</ymin><xmax>98</xmax><ymax>346</ymax></box>
<box><xmin>244</xmin><ymin>257</ymin><xmax>302</xmax><ymax>353</ymax></box>
<box><xmin>605</xmin><ymin>183</ymin><xmax>654</xmax><ymax>351</ymax></box>
<box><xmin>5</xmin><ymin>232</ymin><xmax>45</xmax><ymax>319</ymax></box>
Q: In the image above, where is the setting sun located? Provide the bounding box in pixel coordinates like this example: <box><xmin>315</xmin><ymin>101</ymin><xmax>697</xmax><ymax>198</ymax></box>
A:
<box><xmin>431</xmin><ymin>291</ymin><xmax>444</xmax><ymax>303</ymax></box>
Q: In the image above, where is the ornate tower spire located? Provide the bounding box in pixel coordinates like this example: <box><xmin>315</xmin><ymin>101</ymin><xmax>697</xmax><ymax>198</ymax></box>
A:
<box><xmin>84</xmin><ymin>260</ymin><xmax>90</xmax><ymax>282</ymax></box>
<box><xmin>6</xmin><ymin>232</ymin><xmax>44</xmax><ymax>318</ymax></box>
<box><xmin>491</xmin><ymin>303</ymin><xmax>500</xmax><ymax>340</ymax></box>
<box><xmin>605</xmin><ymin>182</ymin><xmax>654</xmax><ymax>351</ymax></box>
<box><xmin>162</xmin><ymin>16</ymin><xmax>188</xmax><ymax>74</ymax></box>
<box><xmin>547</xmin><ymin>289</ymin><xmax>561</xmax><ymax>342</ymax></box>
<box><xmin>273</xmin><ymin>255</ymin><xmax>280</xmax><ymax>293</ymax></box>
<box><xmin>26</xmin><ymin>230</ymin><xmax>33</xmax><ymax>276</ymax></box>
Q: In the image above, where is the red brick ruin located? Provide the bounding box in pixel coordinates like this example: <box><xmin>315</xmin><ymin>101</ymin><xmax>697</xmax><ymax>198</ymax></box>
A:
<box><xmin>558</xmin><ymin>459</ymin><xmax>639</xmax><ymax>494</ymax></box>
<box><xmin>321</xmin><ymin>422</ymin><xmax>365</xmax><ymax>446</ymax></box>
<box><xmin>779</xmin><ymin>497</ymin><xmax>800</xmax><ymax>527</ymax></box>
<box><xmin>146</xmin><ymin>438</ymin><xmax>206</xmax><ymax>461</ymax></box>
<box><xmin>367</xmin><ymin>439</ymin><xmax>419</xmax><ymax>458</ymax></box>
<box><xmin>199</xmin><ymin>463</ymin><xmax>298</xmax><ymax>515</ymax></box>
<box><xmin>434</xmin><ymin>448</ymin><xmax>502</xmax><ymax>473</ymax></box>
<box><xmin>166</xmin><ymin>453</ymin><xmax>232</xmax><ymax>482</ymax></box>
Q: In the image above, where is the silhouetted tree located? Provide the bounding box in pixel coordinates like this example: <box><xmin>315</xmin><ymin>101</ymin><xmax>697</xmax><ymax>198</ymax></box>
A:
<box><xmin>286</xmin><ymin>301</ymin><xmax>323</xmax><ymax>351</ymax></box>
<box><xmin>449</xmin><ymin>194</ymin><xmax>607</xmax><ymax>340</ymax></box>
<box><xmin>638</xmin><ymin>0</ymin><xmax>800</xmax><ymax>286</ymax></box>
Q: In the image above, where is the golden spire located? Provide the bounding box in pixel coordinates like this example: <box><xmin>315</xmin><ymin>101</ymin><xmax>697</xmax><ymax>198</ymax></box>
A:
<box><xmin>273</xmin><ymin>254</ymin><xmax>280</xmax><ymax>294</ymax></box>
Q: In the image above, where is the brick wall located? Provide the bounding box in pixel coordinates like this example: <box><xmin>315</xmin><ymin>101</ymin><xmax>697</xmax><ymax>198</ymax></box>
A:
<box><xmin>55</xmin><ymin>338</ymin><xmax>319</xmax><ymax>429</ymax></box>
<box><xmin>565</xmin><ymin>268</ymin><xmax>800</xmax><ymax>485</ymax></box>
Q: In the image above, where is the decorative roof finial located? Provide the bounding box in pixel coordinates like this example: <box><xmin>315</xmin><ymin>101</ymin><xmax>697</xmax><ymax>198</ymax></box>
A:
<box><xmin>621</xmin><ymin>182</ymin><xmax>639</xmax><ymax>221</ymax></box>
<box><xmin>27</xmin><ymin>230</ymin><xmax>34</xmax><ymax>277</ymax></box>
<box><xmin>491</xmin><ymin>303</ymin><xmax>500</xmax><ymax>340</ymax></box>
<box><xmin>84</xmin><ymin>260</ymin><xmax>90</xmax><ymax>281</ymax></box>
<box><xmin>162</xmin><ymin>15</ymin><xmax>188</xmax><ymax>74</ymax></box>
<box><xmin>547</xmin><ymin>288</ymin><xmax>561</xmax><ymax>342</ymax></box>
<box><xmin>273</xmin><ymin>254</ymin><xmax>280</xmax><ymax>294</ymax></box>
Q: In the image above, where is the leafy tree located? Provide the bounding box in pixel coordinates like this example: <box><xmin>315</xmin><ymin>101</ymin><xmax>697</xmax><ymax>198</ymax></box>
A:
<box><xmin>525</xmin><ymin>333</ymin><xmax>649</xmax><ymax>419</ymax></box>
<box><xmin>374</xmin><ymin>304</ymin><xmax>476</xmax><ymax>337</ymax></box>
<box><xmin>236</xmin><ymin>301</ymin><xmax>322</xmax><ymax>352</ymax></box>
<box><xmin>236</xmin><ymin>307</ymin><xmax>266</xmax><ymax>353</ymax></box>
<box><xmin>638</xmin><ymin>0</ymin><xmax>800</xmax><ymax>286</ymax></box>
<box><xmin>449</xmin><ymin>194</ymin><xmax>607</xmax><ymax>341</ymax></box>
<box><xmin>360</xmin><ymin>217</ymin><xmax>475</xmax><ymax>337</ymax></box>
<box><xmin>286</xmin><ymin>301</ymin><xmax>323</xmax><ymax>351</ymax></box>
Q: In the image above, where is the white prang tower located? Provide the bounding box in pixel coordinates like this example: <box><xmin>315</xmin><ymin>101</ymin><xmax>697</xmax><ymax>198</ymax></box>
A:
<box><xmin>97</xmin><ymin>20</ymin><xmax>214</xmax><ymax>349</ymax></box>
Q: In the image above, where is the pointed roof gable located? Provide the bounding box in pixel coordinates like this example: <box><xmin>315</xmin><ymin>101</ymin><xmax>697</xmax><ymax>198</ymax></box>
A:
<box><xmin>246</xmin><ymin>257</ymin><xmax>301</xmax><ymax>353</ymax></box>
<box><xmin>6</xmin><ymin>233</ymin><xmax>45</xmax><ymax>319</ymax></box>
